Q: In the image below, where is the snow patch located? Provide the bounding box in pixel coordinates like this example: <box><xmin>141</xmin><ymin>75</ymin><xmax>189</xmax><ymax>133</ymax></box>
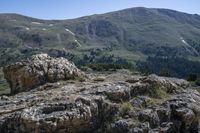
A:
<box><xmin>49</xmin><ymin>24</ymin><xmax>54</xmax><ymax>26</ymax></box>
<box><xmin>31</xmin><ymin>22</ymin><xmax>42</xmax><ymax>25</ymax></box>
<box><xmin>180</xmin><ymin>37</ymin><xmax>199</xmax><ymax>55</ymax></box>
<box><xmin>180</xmin><ymin>37</ymin><xmax>187</xmax><ymax>45</ymax></box>
<box><xmin>74</xmin><ymin>39</ymin><xmax>81</xmax><ymax>47</ymax></box>
<box><xmin>25</xmin><ymin>27</ymin><xmax>30</xmax><ymax>30</ymax></box>
<box><xmin>65</xmin><ymin>28</ymin><xmax>75</xmax><ymax>36</ymax></box>
<box><xmin>42</xmin><ymin>28</ymin><xmax>46</xmax><ymax>31</ymax></box>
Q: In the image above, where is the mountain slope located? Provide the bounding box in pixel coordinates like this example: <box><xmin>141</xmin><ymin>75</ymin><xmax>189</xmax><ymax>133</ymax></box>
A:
<box><xmin>1</xmin><ymin>7</ymin><xmax>200</xmax><ymax>78</ymax></box>
<box><xmin>63</xmin><ymin>7</ymin><xmax>200</xmax><ymax>54</ymax></box>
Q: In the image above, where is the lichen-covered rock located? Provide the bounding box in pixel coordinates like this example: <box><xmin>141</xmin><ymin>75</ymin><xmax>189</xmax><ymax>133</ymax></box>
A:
<box><xmin>162</xmin><ymin>89</ymin><xmax>200</xmax><ymax>132</ymax></box>
<box><xmin>1</xmin><ymin>65</ymin><xmax>199</xmax><ymax>133</ymax></box>
<box><xmin>0</xmin><ymin>84</ymin><xmax>119</xmax><ymax>133</ymax></box>
<box><xmin>130</xmin><ymin>74</ymin><xmax>189</xmax><ymax>98</ymax></box>
<box><xmin>131</xmin><ymin>96</ymin><xmax>151</xmax><ymax>108</ymax></box>
<box><xmin>81</xmin><ymin>82</ymin><xmax>131</xmax><ymax>102</ymax></box>
<box><xmin>3</xmin><ymin>54</ymin><xmax>85</xmax><ymax>94</ymax></box>
<box><xmin>0</xmin><ymin>96</ymin><xmax>102</xmax><ymax>133</ymax></box>
<box><xmin>113</xmin><ymin>119</ymin><xmax>129</xmax><ymax>133</ymax></box>
<box><xmin>138</xmin><ymin>109</ymin><xmax>160</xmax><ymax>128</ymax></box>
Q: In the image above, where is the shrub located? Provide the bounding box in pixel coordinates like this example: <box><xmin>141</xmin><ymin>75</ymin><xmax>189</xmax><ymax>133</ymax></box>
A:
<box><xmin>149</xmin><ymin>85</ymin><xmax>168</xmax><ymax>99</ymax></box>
<box><xmin>187</xmin><ymin>74</ymin><xmax>197</xmax><ymax>81</ymax></box>
<box><xmin>159</xmin><ymin>68</ymin><xmax>171</xmax><ymax>77</ymax></box>
<box><xmin>119</xmin><ymin>102</ymin><xmax>132</xmax><ymax>116</ymax></box>
<box><xmin>195</xmin><ymin>78</ymin><xmax>200</xmax><ymax>86</ymax></box>
<box><xmin>87</xmin><ymin>63</ymin><xmax>131</xmax><ymax>71</ymax></box>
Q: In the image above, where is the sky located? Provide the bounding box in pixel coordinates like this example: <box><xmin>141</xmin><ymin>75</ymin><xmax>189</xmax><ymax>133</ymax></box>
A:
<box><xmin>0</xmin><ymin>0</ymin><xmax>199</xmax><ymax>20</ymax></box>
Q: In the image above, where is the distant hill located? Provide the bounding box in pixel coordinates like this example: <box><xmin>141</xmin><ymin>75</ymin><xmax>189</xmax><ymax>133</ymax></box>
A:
<box><xmin>1</xmin><ymin>7</ymin><xmax>200</xmax><ymax>78</ymax></box>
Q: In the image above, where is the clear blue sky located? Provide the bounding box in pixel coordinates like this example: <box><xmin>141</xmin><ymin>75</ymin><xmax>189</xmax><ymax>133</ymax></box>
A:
<box><xmin>0</xmin><ymin>0</ymin><xmax>199</xmax><ymax>20</ymax></box>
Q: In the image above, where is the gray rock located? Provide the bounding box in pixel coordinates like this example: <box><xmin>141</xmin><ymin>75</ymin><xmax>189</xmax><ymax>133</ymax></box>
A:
<box><xmin>113</xmin><ymin>119</ymin><xmax>129</xmax><ymax>133</ymax></box>
<box><xmin>129</xmin><ymin>128</ymin><xmax>143</xmax><ymax>133</ymax></box>
<box><xmin>81</xmin><ymin>82</ymin><xmax>131</xmax><ymax>102</ymax></box>
<box><xmin>138</xmin><ymin>109</ymin><xmax>160</xmax><ymax>128</ymax></box>
<box><xmin>3</xmin><ymin>54</ymin><xmax>85</xmax><ymax>94</ymax></box>
<box><xmin>129</xmin><ymin>122</ymin><xmax>150</xmax><ymax>133</ymax></box>
<box><xmin>130</xmin><ymin>74</ymin><xmax>189</xmax><ymax>97</ymax></box>
<box><xmin>165</xmin><ymin>89</ymin><xmax>200</xmax><ymax>132</ymax></box>
<box><xmin>0</xmin><ymin>58</ymin><xmax>199</xmax><ymax>133</ymax></box>
<box><xmin>131</xmin><ymin>96</ymin><xmax>151</xmax><ymax>108</ymax></box>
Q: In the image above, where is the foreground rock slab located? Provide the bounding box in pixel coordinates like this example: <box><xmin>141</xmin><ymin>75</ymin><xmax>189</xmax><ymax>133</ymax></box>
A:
<box><xmin>0</xmin><ymin>70</ymin><xmax>197</xmax><ymax>133</ymax></box>
<box><xmin>3</xmin><ymin>54</ymin><xmax>85</xmax><ymax>94</ymax></box>
<box><xmin>2</xmin><ymin>54</ymin><xmax>199</xmax><ymax>133</ymax></box>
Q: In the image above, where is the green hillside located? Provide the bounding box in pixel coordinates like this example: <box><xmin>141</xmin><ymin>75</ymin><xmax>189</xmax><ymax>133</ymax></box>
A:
<box><xmin>1</xmin><ymin>7</ymin><xmax>200</xmax><ymax>79</ymax></box>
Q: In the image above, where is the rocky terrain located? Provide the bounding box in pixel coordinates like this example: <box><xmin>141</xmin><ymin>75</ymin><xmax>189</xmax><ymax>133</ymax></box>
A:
<box><xmin>0</xmin><ymin>54</ymin><xmax>200</xmax><ymax>133</ymax></box>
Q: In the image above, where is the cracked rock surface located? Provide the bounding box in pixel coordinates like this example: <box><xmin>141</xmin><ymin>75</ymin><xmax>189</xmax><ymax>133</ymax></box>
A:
<box><xmin>1</xmin><ymin>54</ymin><xmax>200</xmax><ymax>133</ymax></box>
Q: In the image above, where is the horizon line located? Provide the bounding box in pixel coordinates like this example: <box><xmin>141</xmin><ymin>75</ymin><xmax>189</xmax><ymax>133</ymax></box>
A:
<box><xmin>0</xmin><ymin>6</ymin><xmax>199</xmax><ymax>21</ymax></box>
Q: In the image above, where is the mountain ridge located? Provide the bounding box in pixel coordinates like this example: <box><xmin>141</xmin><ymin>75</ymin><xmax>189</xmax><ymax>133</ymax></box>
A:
<box><xmin>1</xmin><ymin>7</ymin><xmax>199</xmax><ymax>20</ymax></box>
<box><xmin>0</xmin><ymin>7</ymin><xmax>200</xmax><ymax>79</ymax></box>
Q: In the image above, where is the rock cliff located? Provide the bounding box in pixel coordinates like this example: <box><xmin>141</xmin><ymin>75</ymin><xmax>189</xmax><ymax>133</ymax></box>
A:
<box><xmin>1</xmin><ymin>54</ymin><xmax>200</xmax><ymax>133</ymax></box>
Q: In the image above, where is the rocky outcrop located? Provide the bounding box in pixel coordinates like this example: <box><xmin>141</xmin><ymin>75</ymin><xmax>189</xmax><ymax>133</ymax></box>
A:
<box><xmin>0</xmin><ymin>82</ymin><xmax>118</xmax><ymax>133</ymax></box>
<box><xmin>3</xmin><ymin>54</ymin><xmax>85</xmax><ymax>94</ymax></box>
<box><xmin>0</xmin><ymin>70</ymin><xmax>195</xmax><ymax>133</ymax></box>
<box><xmin>0</xmin><ymin>96</ymin><xmax>103</xmax><ymax>133</ymax></box>
<box><xmin>1</xmin><ymin>55</ymin><xmax>200</xmax><ymax>133</ymax></box>
<box><xmin>133</xmin><ymin>89</ymin><xmax>200</xmax><ymax>133</ymax></box>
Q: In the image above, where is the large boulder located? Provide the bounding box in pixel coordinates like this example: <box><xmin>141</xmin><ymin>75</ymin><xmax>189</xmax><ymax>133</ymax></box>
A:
<box><xmin>3</xmin><ymin>54</ymin><xmax>85</xmax><ymax>94</ymax></box>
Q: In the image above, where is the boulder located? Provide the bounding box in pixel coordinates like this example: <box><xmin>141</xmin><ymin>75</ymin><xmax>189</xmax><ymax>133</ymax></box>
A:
<box><xmin>113</xmin><ymin>119</ymin><xmax>129</xmax><ymax>133</ymax></box>
<box><xmin>130</xmin><ymin>74</ymin><xmax>189</xmax><ymax>97</ymax></box>
<box><xmin>165</xmin><ymin>89</ymin><xmax>200</xmax><ymax>132</ymax></box>
<box><xmin>3</xmin><ymin>54</ymin><xmax>85</xmax><ymax>94</ymax></box>
<box><xmin>138</xmin><ymin>109</ymin><xmax>160</xmax><ymax>128</ymax></box>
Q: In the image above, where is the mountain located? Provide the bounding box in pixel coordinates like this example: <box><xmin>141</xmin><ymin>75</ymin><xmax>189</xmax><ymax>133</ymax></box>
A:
<box><xmin>1</xmin><ymin>7</ymin><xmax>200</xmax><ymax>78</ymax></box>
<box><xmin>1</xmin><ymin>8</ymin><xmax>200</xmax><ymax>132</ymax></box>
